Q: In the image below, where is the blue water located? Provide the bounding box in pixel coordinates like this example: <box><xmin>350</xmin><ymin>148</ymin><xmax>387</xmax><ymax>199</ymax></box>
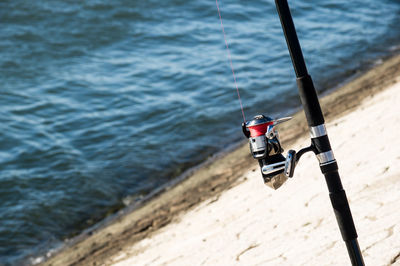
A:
<box><xmin>1</xmin><ymin>0</ymin><xmax>400</xmax><ymax>264</ymax></box>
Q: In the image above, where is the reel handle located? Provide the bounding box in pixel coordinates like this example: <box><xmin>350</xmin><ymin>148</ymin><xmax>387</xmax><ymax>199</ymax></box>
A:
<box><xmin>261</xmin><ymin>150</ymin><xmax>296</xmax><ymax>177</ymax></box>
<box><xmin>261</xmin><ymin>161</ymin><xmax>285</xmax><ymax>176</ymax></box>
<box><xmin>285</xmin><ymin>150</ymin><xmax>296</xmax><ymax>177</ymax></box>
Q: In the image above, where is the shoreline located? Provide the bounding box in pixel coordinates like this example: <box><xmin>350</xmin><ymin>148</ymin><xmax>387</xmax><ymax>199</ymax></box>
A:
<box><xmin>39</xmin><ymin>52</ymin><xmax>400</xmax><ymax>266</ymax></box>
<box><xmin>112</xmin><ymin>72</ymin><xmax>400</xmax><ymax>265</ymax></box>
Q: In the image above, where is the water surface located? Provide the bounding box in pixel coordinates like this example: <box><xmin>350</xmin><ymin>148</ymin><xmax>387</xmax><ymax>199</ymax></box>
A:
<box><xmin>1</xmin><ymin>0</ymin><xmax>400</xmax><ymax>264</ymax></box>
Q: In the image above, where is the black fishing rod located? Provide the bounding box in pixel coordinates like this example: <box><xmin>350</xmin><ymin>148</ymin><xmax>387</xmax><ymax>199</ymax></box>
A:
<box><xmin>273</xmin><ymin>0</ymin><xmax>364</xmax><ymax>264</ymax></box>
<box><xmin>216</xmin><ymin>0</ymin><xmax>364</xmax><ymax>264</ymax></box>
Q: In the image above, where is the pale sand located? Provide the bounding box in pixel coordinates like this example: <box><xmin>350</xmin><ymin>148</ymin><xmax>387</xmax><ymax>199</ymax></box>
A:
<box><xmin>111</xmin><ymin>79</ymin><xmax>400</xmax><ymax>265</ymax></box>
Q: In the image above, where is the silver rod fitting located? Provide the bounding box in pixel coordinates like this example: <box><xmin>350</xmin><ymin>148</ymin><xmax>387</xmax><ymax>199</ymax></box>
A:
<box><xmin>316</xmin><ymin>150</ymin><xmax>336</xmax><ymax>164</ymax></box>
<box><xmin>310</xmin><ymin>124</ymin><xmax>327</xmax><ymax>138</ymax></box>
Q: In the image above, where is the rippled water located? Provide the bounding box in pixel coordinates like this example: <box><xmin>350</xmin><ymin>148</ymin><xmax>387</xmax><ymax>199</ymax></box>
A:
<box><xmin>1</xmin><ymin>0</ymin><xmax>400</xmax><ymax>264</ymax></box>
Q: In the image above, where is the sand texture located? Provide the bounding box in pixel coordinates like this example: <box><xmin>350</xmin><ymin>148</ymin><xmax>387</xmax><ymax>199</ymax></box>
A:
<box><xmin>41</xmin><ymin>55</ymin><xmax>400</xmax><ymax>266</ymax></box>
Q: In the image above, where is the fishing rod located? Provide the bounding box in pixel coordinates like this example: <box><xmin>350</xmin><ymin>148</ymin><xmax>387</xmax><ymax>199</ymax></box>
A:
<box><xmin>273</xmin><ymin>1</ymin><xmax>364</xmax><ymax>264</ymax></box>
<box><xmin>216</xmin><ymin>0</ymin><xmax>364</xmax><ymax>265</ymax></box>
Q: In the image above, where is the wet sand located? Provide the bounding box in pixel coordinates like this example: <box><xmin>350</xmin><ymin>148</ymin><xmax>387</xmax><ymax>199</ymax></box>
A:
<box><xmin>41</xmin><ymin>53</ymin><xmax>400</xmax><ymax>266</ymax></box>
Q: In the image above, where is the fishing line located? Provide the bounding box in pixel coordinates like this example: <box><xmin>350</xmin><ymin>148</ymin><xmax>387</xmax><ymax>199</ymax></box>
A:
<box><xmin>215</xmin><ymin>0</ymin><xmax>246</xmax><ymax>123</ymax></box>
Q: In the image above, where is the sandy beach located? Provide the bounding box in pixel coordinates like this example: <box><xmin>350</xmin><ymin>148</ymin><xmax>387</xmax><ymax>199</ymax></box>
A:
<box><xmin>41</xmin><ymin>54</ymin><xmax>400</xmax><ymax>266</ymax></box>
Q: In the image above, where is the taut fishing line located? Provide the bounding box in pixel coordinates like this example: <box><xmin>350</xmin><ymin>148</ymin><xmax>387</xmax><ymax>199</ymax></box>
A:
<box><xmin>215</xmin><ymin>0</ymin><xmax>292</xmax><ymax>189</ymax></box>
<box><xmin>215</xmin><ymin>0</ymin><xmax>246</xmax><ymax>123</ymax></box>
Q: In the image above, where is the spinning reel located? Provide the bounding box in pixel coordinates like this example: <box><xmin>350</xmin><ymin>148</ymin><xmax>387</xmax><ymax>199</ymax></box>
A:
<box><xmin>242</xmin><ymin>114</ymin><xmax>313</xmax><ymax>189</ymax></box>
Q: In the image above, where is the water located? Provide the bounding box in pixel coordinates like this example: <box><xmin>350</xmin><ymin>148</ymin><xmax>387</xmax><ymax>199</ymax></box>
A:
<box><xmin>1</xmin><ymin>0</ymin><xmax>400</xmax><ymax>264</ymax></box>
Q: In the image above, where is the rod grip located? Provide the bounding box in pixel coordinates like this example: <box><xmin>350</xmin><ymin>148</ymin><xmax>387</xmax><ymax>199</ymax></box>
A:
<box><xmin>329</xmin><ymin>190</ymin><xmax>358</xmax><ymax>241</ymax></box>
<box><xmin>324</xmin><ymin>171</ymin><xmax>358</xmax><ymax>241</ymax></box>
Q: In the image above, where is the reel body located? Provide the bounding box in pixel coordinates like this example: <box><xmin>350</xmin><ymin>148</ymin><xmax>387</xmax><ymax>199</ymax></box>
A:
<box><xmin>242</xmin><ymin>115</ymin><xmax>297</xmax><ymax>189</ymax></box>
